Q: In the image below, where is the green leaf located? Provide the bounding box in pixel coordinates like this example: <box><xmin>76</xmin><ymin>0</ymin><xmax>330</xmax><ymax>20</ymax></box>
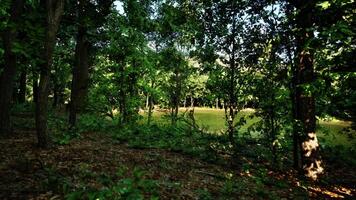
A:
<box><xmin>318</xmin><ymin>1</ymin><xmax>331</xmax><ymax>10</ymax></box>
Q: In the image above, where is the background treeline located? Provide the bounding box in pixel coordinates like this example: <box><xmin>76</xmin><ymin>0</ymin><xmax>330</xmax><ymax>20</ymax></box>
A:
<box><xmin>0</xmin><ymin>0</ymin><xmax>355</xmax><ymax>181</ymax></box>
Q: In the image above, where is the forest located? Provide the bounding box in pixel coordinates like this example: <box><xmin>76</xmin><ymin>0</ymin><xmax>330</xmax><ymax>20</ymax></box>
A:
<box><xmin>0</xmin><ymin>0</ymin><xmax>355</xmax><ymax>199</ymax></box>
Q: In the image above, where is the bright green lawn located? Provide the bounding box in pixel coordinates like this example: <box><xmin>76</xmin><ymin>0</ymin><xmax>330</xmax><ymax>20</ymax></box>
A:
<box><xmin>144</xmin><ymin>107</ymin><xmax>355</xmax><ymax>148</ymax></box>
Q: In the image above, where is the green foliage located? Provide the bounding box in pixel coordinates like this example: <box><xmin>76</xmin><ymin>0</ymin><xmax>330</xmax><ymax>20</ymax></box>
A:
<box><xmin>42</xmin><ymin>167</ymin><xmax>73</xmax><ymax>195</ymax></box>
<box><xmin>76</xmin><ymin>114</ymin><xmax>113</xmax><ymax>132</ymax></box>
<box><xmin>195</xmin><ymin>189</ymin><xmax>213</xmax><ymax>200</ymax></box>
<box><xmin>49</xmin><ymin>113</ymin><xmax>113</xmax><ymax>145</ymax></box>
<box><xmin>48</xmin><ymin>114</ymin><xmax>78</xmax><ymax>145</ymax></box>
<box><xmin>111</xmin><ymin>121</ymin><xmax>224</xmax><ymax>162</ymax></box>
<box><xmin>10</xmin><ymin>102</ymin><xmax>35</xmax><ymax>113</ymax></box>
<box><xmin>66</xmin><ymin>167</ymin><xmax>158</xmax><ymax>200</ymax></box>
<box><xmin>42</xmin><ymin>166</ymin><xmax>159</xmax><ymax>200</ymax></box>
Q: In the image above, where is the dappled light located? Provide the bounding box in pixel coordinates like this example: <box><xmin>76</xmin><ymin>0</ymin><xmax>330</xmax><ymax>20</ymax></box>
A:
<box><xmin>302</xmin><ymin>132</ymin><xmax>324</xmax><ymax>180</ymax></box>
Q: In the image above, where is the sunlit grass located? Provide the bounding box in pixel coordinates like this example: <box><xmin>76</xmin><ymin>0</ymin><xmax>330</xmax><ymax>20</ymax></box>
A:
<box><xmin>317</xmin><ymin>120</ymin><xmax>355</xmax><ymax>147</ymax></box>
<box><xmin>142</xmin><ymin>107</ymin><xmax>355</xmax><ymax>148</ymax></box>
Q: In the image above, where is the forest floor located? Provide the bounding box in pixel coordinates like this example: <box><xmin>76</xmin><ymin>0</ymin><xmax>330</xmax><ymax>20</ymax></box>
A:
<box><xmin>1</xmin><ymin>129</ymin><xmax>355</xmax><ymax>199</ymax></box>
<box><xmin>0</xmin><ymin>109</ymin><xmax>355</xmax><ymax>199</ymax></box>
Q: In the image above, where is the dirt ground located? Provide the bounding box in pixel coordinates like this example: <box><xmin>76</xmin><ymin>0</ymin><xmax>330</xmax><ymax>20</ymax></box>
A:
<box><xmin>0</xmin><ymin>130</ymin><xmax>355</xmax><ymax>199</ymax></box>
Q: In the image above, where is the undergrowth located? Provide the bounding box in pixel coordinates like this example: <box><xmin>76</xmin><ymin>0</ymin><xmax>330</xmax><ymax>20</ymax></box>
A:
<box><xmin>43</xmin><ymin>166</ymin><xmax>159</xmax><ymax>200</ymax></box>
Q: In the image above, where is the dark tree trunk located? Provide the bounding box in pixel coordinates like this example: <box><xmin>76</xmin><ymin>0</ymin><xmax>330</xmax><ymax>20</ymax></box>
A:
<box><xmin>127</xmin><ymin>63</ymin><xmax>139</xmax><ymax>122</ymax></box>
<box><xmin>0</xmin><ymin>0</ymin><xmax>25</xmax><ymax>135</ymax></box>
<box><xmin>12</xmin><ymin>84</ymin><xmax>18</xmax><ymax>103</ymax></box>
<box><xmin>51</xmin><ymin>65</ymin><xmax>58</xmax><ymax>108</ymax></box>
<box><xmin>33</xmin><ymin>72</ymin><xmax>39</xmax><ymax>103</ymax></box>
<box><xmin>35</xmin><ymin>0</ymin><xmax>65</xmax><ymax>148</ymax></box>
<box><xmin>52</xmin><ymin>83</ymin><xmax>64</xmax><ymax>108</ymax></box>
<box><xmin>147</xmin><ymin>81</ymin><xmax>155</xmax><ymax>125</ymax></box>
<box><xmin>0</xmin><ymin>31</ymin><xmax>17</xmax><ymax>134</ymax></box>
<box><xmin>171</xmin><ymin>69</ymin><xmax>181</xmax><ymax>126</ymax></box>
<box><xmin>285</xmin><ymin>9</ymin><xmax>301</xmax><ymax>170</ymax></box>
<box><xmin>52</xmin><ymin>83</ymin><xmax>58</xmax><ymax>108</ymax></box>
<box><xmin>293</xmin><ymin>0</ymin><xmax>323</xmax><ymax>180</ymax></box>
<box><xmin>228</xmin><ymin>13</ymin><xmax>237</xmax><ymax>148</ymax></box>
<box><xmin>117</xmin><ymin>61</ymin><xmax>127</xmax><ymax>125</ymax></box>
<box><xmin>18</xmin><ymin>69</ymin><xmax>27</xmax><ymax>103</ymax></box>
<box><xmin>69</xmin><ymin>0</ymin><xmax>90</xmax><ymax>127</ymax></box>
<box><xmin>69</xmin><ymin>25</ymin><xmax>89</xmax><ymax>127</ymax></box>
<box><xmin>290</xmin><ymin>51</ymin><xmax>302</xmax><ymax>171</ymax></box>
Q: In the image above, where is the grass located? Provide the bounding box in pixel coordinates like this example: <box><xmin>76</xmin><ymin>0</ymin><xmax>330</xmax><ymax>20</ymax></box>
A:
<box><xmin>318</xmin><ymin>120</ymin><xmax>355</xmax><ymax>147</ymax></box>
<box><xmin>143</xmin><ymin>107</ymin><xmax>355</xmax><ymax>148</ymax></box>
<box><xmin>142</xmin><ymin>107</ymin><xmax>257</xmax><ymax>132</ymax></box>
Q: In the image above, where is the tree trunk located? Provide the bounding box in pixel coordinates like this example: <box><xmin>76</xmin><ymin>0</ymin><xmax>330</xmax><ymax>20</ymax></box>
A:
<box><xmin>35</xmin><ymin>0</ymin><xmax>65</xmax><ymax>148</ymax></box>
<box><xmin>69</xmin><ymin>24</ymin><xmax>89</xmax><ymax>127</ymax></box>
<box><xmin>171</xmin><ymin>69</ymin><xmax>181</xmax><ymax>126</ymax></box>
<box><xmin>228</xmin><ymin>15</ymin><xmax>236</xmax><ymax>147</ymax></box>
<box><xmin>284</xmin><ymin>0</ymin><xmax>302</xmax><ymax>173</ymax></box>
<box><xmin>147</xmin><ymin>81</ymin><xmax>154</xmax><ymax>125</ymax></box>
<box><xmin>146</xmin><ymin>93</ymin><xmax>149</xmax><ymax>109</ymax></box>
<box><xmin>33</xmin><ymin>72</ymin><xmax>39</xmax><ymax>103</ymax></box>
<box><xmin>190</xmin><ymin>96</ymin><xmax>194</xmax><ymax>108</ymax></box>
<box><xmin>52</xmin><ymin>82</ymin><xmax>58</xmax><ymax>108</ymax></box>
<box><xmin>118</xmin><ymin>63</ymin><xmax>127</xmax><ymax>125</ymax></box>
<box><xmin>127</xmin><ymin>66</ymin><xmax>139</xmax><ymax>123</ymax></box>
<box><xmin>0</xmin><ymin>0</ymin><xmax>25</xmax><ymax>135</ymax></box>
<box><xmin>290</xmin><ymin>50</ymin><xmax>302</xmax><ymax>171</ymax></box>
<box><xmin>18</xmin><ymin>69</ymin><xmax>27</xmax><ymax>103</ymax></box>
<box><xmin>293</xmin><ymin>0</ymin><xmax>323</xmax><ymax>180</ymax></box>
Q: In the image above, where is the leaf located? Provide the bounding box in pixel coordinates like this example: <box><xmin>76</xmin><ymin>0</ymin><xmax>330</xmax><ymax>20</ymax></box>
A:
<box><xmin>318</xmin><ymin>1</ymin><xmax>331</xmax><ymax>10</ymax></box>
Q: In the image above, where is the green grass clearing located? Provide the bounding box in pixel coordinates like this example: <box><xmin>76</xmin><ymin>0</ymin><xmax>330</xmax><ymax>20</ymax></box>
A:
<box><xmin>142</xmin><ymin>107</ymin><xmax>355</xmax><ymax>148</ymax></box>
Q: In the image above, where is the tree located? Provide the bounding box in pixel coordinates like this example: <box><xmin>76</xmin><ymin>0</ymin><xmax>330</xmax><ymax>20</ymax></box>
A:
<box><xmin>313</xmin><ymin>0</ymin><xmax>356</xmax><ymax>130</ymax></box>
<box><xmin>160</xmin><ymin>47</ymin><xmax>190</xmax><ymax>125</ymax></box>
<box><xmin>0</xmin><ymin>0</ymin><xmax>25</xmax><ymax>134</ymax></box>
<box><xmin>35</xmin><ymin>0</ymin><xmax>65</xmax><ymax>148</ymax></box>
<box><xmin>69</xmin><ymin>0</ymin><xmax>113</xmax><ymax>127</ymax></box>
<box><xmin>92</xmin><ymin>0</ymin><xmax>153</xmax><ymax>125</ymax></box>
<box><xmin>252</xmin><ymin>2</ymin><xmax>291</xmax><ymax>166</ymax></box>
<box><xmin>155</xmin><ymin>0</ymin><xmax>196</xmax><ymax>125</ymax></box>
<box><xmin>195</xmin><ymin>0</ymin><xmax>263</xmax><ymax>161</ymax></box>
<box><xmin>290</xmin><ymin>0</ymin><xmax>323</xmax><ymax>180</ymax></box>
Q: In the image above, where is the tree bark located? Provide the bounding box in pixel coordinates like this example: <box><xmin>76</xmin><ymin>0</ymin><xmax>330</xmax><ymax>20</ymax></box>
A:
<box><xmin>289</xmin><ymin>47</ymin><xmax>303</xmax><ymax>171</ymax></box>
<box><xmin>35</xmin><ymin>0</ymin><xmax>65</xmax><ymax>148</ymax></box>
<box><xmin>52</xmin><ymin>82</ymin><xmax>58</xmax><ymax>108</ymax></box>
<box><xmin>228</xmin><ymin>10</ymin><xmax>237</xmax><ymax>148</ymax></box>
<box><xmin>293</xmin><ymin>0</ymin><xmax>323</xmax><ymax>180</ymax></box>
<box><xmin>18</xmin><ymin>69</ymin><xmax>27</xmax><ymax>103</ymax></box>
<box><xmin>0</xmin><ymin>0</ymin><xmax>25</xmax><ymax>135</ymax></box>
<box><xmin>290</xmin><ymin>54</ymin><xmax>302</xmax><ymax>171</ymax></box>
<box><xmin>127</xmin><ymin>63</ymin><xmax>139</xmax><ymax>122</ymax></box>
<box><xmin>171</xmin><ymin>69</ymin><xmax>181</xmax><ymax>126</ymax></box>
<box><xmin>146</xmin><ymin>93</ymin><xmax>149</xmax><ymax>109</ymax></box>
<box><xmin>32</xmin><ymin>72</ymin><xmax>39</xmax><ymax>103</ymax></box>
<box><xmin>147</xmin><ymin>81</ymin><xmax>155</xmax><ymax>125</ymax></box>
<box><xmin>69</xmin><ymin>26</ymin><xmax>89</xmax><ymax>127</ymax></box>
